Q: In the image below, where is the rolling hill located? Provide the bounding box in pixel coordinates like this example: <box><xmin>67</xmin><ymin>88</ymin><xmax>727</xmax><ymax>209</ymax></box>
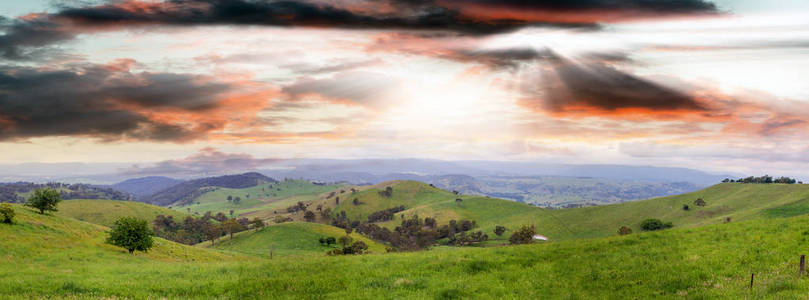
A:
<box><xmin>146</xmin><ymin>172</ymin><xmax>276</xmax><ymax>206</ymax></box>
<box><xmin>4</xmin><ymin>201</ymin><xmax>809</xmax><ymax>298</ymax></box>
<box><xmin>56</xmin><ymin>199</ymin><xmax>188</xmax><ymax>227</ymax></box>
<box><xmin>112</xmin><ymin>176</ymin><xmax>183</xmax><ymax>199</ymax></box>
<box><xmin>206</xmin><ymin>222</ymin><xmax>387</xmax><ymax>256</ymax></box>
<box><xmin>174</xmin><ymin>179</ymin><xmax>344</xmax><ymax>217</ymax></box>
<box><xmin>317</xmin><ymin>180</ymin><xmax>809</xmax><ymax>242</ymax></box>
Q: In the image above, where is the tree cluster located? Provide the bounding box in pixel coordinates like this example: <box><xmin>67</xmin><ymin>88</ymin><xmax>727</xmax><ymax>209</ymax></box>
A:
<box><xmin>723</xmin><ymin>175</ymin><xmax>798</xmax><ymax>184</ymax></box>
<box><xmin>366</xmin><ymin>205</ymin><xmax>406</xmax><ymax>223</ymax></box>
<box><xmin>0</xmin><ymin>183</ymin><xmax>131</xmax><ymax>203</ymax></box>
<box><xmin>448</xmin><ymin>230</ymin><xmax>488</xmax><ymax>246</ymax></box>
<box><xmin>640</xmin><ymin>218</ymin><xmax>673</xmax><ymax>231</ymax></box>
<box><xmin>152</xmin><ymin>212</ymin><xmax>251</xmax><ymax>245</ymax></box>
<box><xmin>509</xmin><ymin>225</ymin><xmax>536</xmax><ymax>244</ymax></box>
<box><xmin>378</xmin><ymin>186</ymin><xmax>394</xmax><ymax>198</ymax></box>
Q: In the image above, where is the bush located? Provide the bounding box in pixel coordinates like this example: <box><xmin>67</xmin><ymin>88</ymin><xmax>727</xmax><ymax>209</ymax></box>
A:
<box><xmin>107</xmin><ymin>217</ymin><xmax>154</xmax><ymax>254</ymax></box>
<box><xmin>618</xmin><ymin>226</ymin><xmax>632</xmax><ymax>235</ymax></box>
<box><xmin>694</xmin><ymin>198</ymin><xmax>706</xmax><ymax>207</ymax></box>
<box><xmin>640</xmin><ymin>219</ymin><xmax>673</xmax><ymax>231</ymax></box>
<box><xmin>509</xmin><ymin>225</ymin><xmax>536</xmax><ymax>245</ymax></box>
<box><xmin>0</xmin><ymin>203</ymin><xmax>14</xmax><ymax>224</ymax></box>
<box><xmin>26</xmin><ymin>188</ymin><xmax>61</xmax><ymax>214</ymax></box>
<box><xmin>251</xmin><ymin>218</ymin><xmax>265</xmax><ymax>231</ymax></box>
<box><xmin>682</xmin><ymin>204</ymin><xmax>690</xmax><ymax>211</ymax></box>
<box><xmin>494</xmin><ymin>225</ymin><xmax>507</xmax><ymax>236</ymax></box>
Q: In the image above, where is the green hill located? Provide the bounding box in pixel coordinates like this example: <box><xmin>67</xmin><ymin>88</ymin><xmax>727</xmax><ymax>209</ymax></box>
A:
<box><xmin>327</xmin><ymin>181</ymin><xmax>809</xmax><ymax>242</ymax></box>
<box><xmin>56</xmin><ymin>199</ymin><xmax>188</xmax><ymax>227</ymax></box>
<box><xmin>173</xmin><ymin>179</ymin><xmax>343</xmax><ymax>217</ymax></box>
<box><xmin>539</xmin><ymin>182</ymin><xmax>809</xmax><ymax>240</ymax></box>
<box><xmin>4</xmin><ymin>201</ymin><xmax>809</xmax><ymax>298</ymax></box>
<box><xmin>206</xmin><ymin>222</ymin><xmax>387</xmax><ymax>256</ymax></box>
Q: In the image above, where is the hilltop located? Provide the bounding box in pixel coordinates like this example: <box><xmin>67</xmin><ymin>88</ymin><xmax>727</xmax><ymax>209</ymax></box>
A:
<box><xmin>146</xmin><ymin>172</ymin><xmax>276</xmax><ymax>206</ymax></box>
<box><xmin>112</xmin><ymin>176</ymin><xmax>183</xmax><ymax>199</ymax></box>
<box><xmin>56</xmin><ymin>199</ymin><xmax>188</xmax><ymax>227</ymax></box>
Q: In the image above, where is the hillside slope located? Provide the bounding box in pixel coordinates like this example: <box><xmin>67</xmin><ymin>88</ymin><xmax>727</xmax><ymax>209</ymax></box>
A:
<box><xmin>206</xmin><ymin>222</ymin><xmax>387</xmax><ymax>256</ymax></box>
<box><xmin>540</xmin><ymin>182</ymin><xmax>809</xmax><ymax>239</ymax></box>
<box><xmin>56</xmin><ymin>199</ymin><xmax>188</xmax><ymax>227</ymax></box>
<box><xmin>4</xmin><ymin>203</ymin><xmax>809</xmax><ymax>298</ymax></box>
<box><xmin>146</xmin><ymin>172</ymin><xmax>276</xmax><ymax>206</ymax></box>
<box><xmin>324</xmin><ymin>181</ymin><xmax>809</xmax><ymax>242</ymax></box>
<box><xmin>112</xmin><ymin>176</ymin><xmax>183</xmax><ymax>198</ymax></box>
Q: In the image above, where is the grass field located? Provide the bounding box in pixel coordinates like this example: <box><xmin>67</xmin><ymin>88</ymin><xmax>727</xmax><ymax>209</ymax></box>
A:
<box><xmin>56</xmin><ymin>199</ymin><xmax>188</xmax><ymax>227</ymax></box>
<box><xmin>207</xmin><ymin>222</ymin><xmax>387</xmax><ymax>256</ymax></box>
<box><xmin>173</xmin><ymin>179</ymin><xmax>342</xmax><ymax>217</ymax></box>
<box><xmin>4</xmin><ymin>202</ymin><xmax>809</xmax><ymax>298</ymax></box>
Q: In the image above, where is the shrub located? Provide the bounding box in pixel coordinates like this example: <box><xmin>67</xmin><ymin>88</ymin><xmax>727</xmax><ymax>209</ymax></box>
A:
<box><xmin>0</xmin><ymin>203</ymin><xmax>14</xmax><ymax>224</ymax></box>
<box><xmin>107</xmin><ymin>217</ymin><xmax>154</xmax><ymax>254</ymax></box>
<box><xmin>303</xmin><ymin>211</ymin><xmax>316</xmax><ymax>222</ymax></box>
<box><xmin>694</xmin><ymin>198</ymin><xmax>706</xmax><ymax>207</ymax></box>
<box><xmin>682</xmin><ymin>204</ymin><xmax>690</xmax><ymax>211</ymax></box>
<box><xmin>338</xmin><ymin>235</ymin><xmax>354</xmax><ymax>248</ymax></box>
<box><xmin>494</xmin><ymin>225</ymin><xmax>506</xmax><ymax>237</ymax></box>
<box><xmin>509</xmin><ymin>225</ymin><xmax>536</xmax><ymax>245</ymax></box>
<box><xmin>640</xmin><ymin>219</ymin><xmax>673</xmax><ymax>231</ymax></box>
<box><xmin>251</xmin><ymin>218</ymin><xmax>265</xmax><ymax>231</ymax></box>
<box><xmin>618</xmin><ymin>226</ymin><xmax>632</xmax><ymax>235</ymax></box>
<box><xmin>26</xmin><ymin>188</ymin><xmax>61</xmax><ymax>214</ymax></box>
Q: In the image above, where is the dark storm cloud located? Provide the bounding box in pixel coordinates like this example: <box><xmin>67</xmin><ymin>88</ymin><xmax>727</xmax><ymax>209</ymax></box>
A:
<box><xmin>534</xmin><ymin>54</ymin><xmax>707</xmax><ymax>112</ymax></box>
<box><xmin>0</xmin><ymin>62</ymin><xmax>235</xmax><ymax>141</ymax></box>
<box><xmin>0</xmin><ymin>0</ymin><xmax>718</xmax><ymax>60</ymax></box>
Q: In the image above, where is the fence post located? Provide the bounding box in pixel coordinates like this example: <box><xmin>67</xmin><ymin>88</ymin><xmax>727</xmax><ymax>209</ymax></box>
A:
<box><xmin>801</xmin><ymin>255</ymin><xmax>806</xmax><ymax>275</ymax></box>
<box><xmin>750</xmin><ymin>273</ymin><xmax>754</xmax><ymax>289</ymax></box>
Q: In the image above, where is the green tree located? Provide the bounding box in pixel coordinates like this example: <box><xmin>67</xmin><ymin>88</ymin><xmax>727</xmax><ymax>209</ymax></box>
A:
<box><xmin>106</xmin><ymin>217</ymin><xmax>154</xmax><ymax>254</ymax></box>
<box><xmin>222</xmin><ymin>219</ymin><xmax>243</xmax><ymax>243</ymax></box>
<box><xmin>640</xmin><ymin>219</ymin><xmax>673</xmax><ymax>231</ymax></box>
<box><xmin>251</xmin><ymin>218</ymin><xmax>265</xmax><ymax>231</ymax></box>
<box><xmin>26</xmin><ymin>188</ymin><xmax>61</xmax><ymax>214</ymax></box>
<box><xmin>338</xmin><ymin>235</ymin><xmax>354</xmax><ymax>248</ymax></box>
<box><xmin>204</xmin><ymin>223</ymin><xmax>223</xmax><ymax>245</ymax></box>
<box><xmin>509</xmin><ymin>225</ymin><xmax>536</xmax><ymax>245</ymax></box>
<box><xmin>0</xmin><ymin>203</ymin><xmax>15</xmax><ymax>224</ymax></box>
<box><xmin>494</xmin><ymin>225</ymin><xmax>507</xmax><ymax>237</ymax></box>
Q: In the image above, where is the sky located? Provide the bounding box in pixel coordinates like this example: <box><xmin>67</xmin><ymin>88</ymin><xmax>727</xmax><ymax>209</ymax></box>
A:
<box><xmin>1</xmin><ymin>0</ymin><xmax>808</xmax><ymax>177</ymax></box>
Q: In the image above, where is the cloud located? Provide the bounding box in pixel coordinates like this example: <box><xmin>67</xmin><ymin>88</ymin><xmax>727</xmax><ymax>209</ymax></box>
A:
<box><xmin>0</xmin><ymin>0</ymin><xmax>718</xmax><ymax>60</ymax></box>
<box><xmin>120</xmin><ymin>147</ymin><xmax>282</xmax><ymax>176</ymax></box>
<box><xmin>519</xmin><ymin>53</ymin><xmax>708</xmax><ymax>115</ymax></box>
<box><xmin>281</xmin><ymin>71</ymin><xmax>400</xmax><ymax>107</ymax></box>
<box><xmin>0</xmin><ymin>59</ymin><xmax>275</xmax><ymax>141</ymax></box>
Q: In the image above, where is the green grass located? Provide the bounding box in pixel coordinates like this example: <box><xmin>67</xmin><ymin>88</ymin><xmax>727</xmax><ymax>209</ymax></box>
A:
<box><xmin>5</xmin><ymin>201</ymin><xmax>809</xmax><ymax>298</ymax></box>
<box><xmin>206</xmin><ymin>222</ymin><xmax>387</xmax><ymax>256</ymax></box>
<box><xmin>335</xmin><ymin>181</ymin><xmax>809</xmax><ymax>243</ymax></box>
<box><xmin>56</xmin><ymin>199</ymin><xmax>188</xmax><ymax>227</ymax></box>
<box><xmin>173</xmin><ymin>179</ymin><xmax>342</xmax><ymax>217</ymax></box>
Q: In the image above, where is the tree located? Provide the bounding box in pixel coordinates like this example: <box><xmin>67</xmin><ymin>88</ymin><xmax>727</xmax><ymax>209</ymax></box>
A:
<box><xmin>204</xmin><ymin>223</ymin><xmax>222</xmax><ymax>245</ymax></box>
<box><xmin>106</xmin><ymin>217</ymin><xmax>154</xmax><ymax>254</ymax></box>
<box><xmin>640</xmin><ymin>219</ymin><xmax>673</xmax><ymax>231</ymax></box>
<box><xmin>0</xmin><ymin>203</ymin><xmax>15</xmax><ymax>224</ymax></box>
<box><xmin>325</xmin><ymin>237</ymin><xmax>336</xmax><ymax>245</ymax></box>
<box><xmin>222</xmin><ymin>219</ymin><xmax>243</xmax><ymax>243</ymax></box>
<box><xmin>682</xmin><ymin>204</ymin><xmax>690</xmax><ymax>211</ymax></box>
<box><xmin>338</xmin><ymin>235</ymin><xmax>354</xmax><ymax>248</ymax></box>
<box><xmin>345</xmin><ymin>241</ymin><xmax>368</xmax><ymax>254</ymax></box>
<box><xmin>352</xmin><ymin>198</ymin><xmax>360</xmax><ymax>205</ymax></box>
<box><xmin>494</xmin><ymin>225</ymin><xmax>507</xmax><ymax>237</ymax></box>
<box><xmin>618</xmin><ymin>226</ymin><xmax>632</xmax><ymax>235</ymax></box>
<box><xmin>304</xmin><ymin>210</ymin><xmax>316</xmax><ymax>222</ymax></box>
<box><xmin>227</xmin><ymin>195</ymin><xmax>233</xmax><ymax>201</ymax></box>
<box><xmin>694</xmin><ymin>198</ymin><xmax>706</xmax><ymax>207</ymax></box>
<box><xmin>509</xmin><ymin>225</ymin><xmax>536</xmax><ymax>245</ymax></box>
<box><xmin>229</xmin><ymin>210</ymin><xmax>234</xmax><ymax>218</ymax></box>
<box><xmin>233</xmin><ymin>196</ymin><xmax>241</xmax><ymax>204</ymax></box>
<box><xmin>26</xmin><ymin>188</ymin><xmax>61</xmax><ymax>214</ymax></box>
<box><xmin>251</xmin><ymin>218</ymin><xmax>265</xmax><ymax>231</ymax></box>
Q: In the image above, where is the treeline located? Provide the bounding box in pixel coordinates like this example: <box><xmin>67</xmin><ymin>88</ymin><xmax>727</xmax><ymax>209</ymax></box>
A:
<box><xmin>152</xmin><ymin>211</ymin><xmax>260</xmax><ymax>245</ymax></box>
<box><xmin>366</xmin><ymin>205</ymin><xmax>406</xmax><ymax>223</ymax></box>
<box><xmin>356</xmin><ymin>215</ymin><xmax>484</xmax><ymax>250</ymax></box>
<box><xmin>723</xmin><ymin>175</ymin><xmax>800</xmax><ymax>184</ymax></box>
<box><xmin>0</xmin><ymin>182</ymin><xmax>132</xmax><ymax>203</ymax></box>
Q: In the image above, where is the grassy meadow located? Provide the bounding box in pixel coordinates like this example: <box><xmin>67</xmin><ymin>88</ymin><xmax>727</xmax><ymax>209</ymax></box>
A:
<box><xmin>56</xmin><ymin>199</ymin><xmax>188</xmax><ymax>227</ymax></box>
<box><xmin>4</xmin><ymin>201</ymin><xmax>809</xmax><ymax>298</ymax></box>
